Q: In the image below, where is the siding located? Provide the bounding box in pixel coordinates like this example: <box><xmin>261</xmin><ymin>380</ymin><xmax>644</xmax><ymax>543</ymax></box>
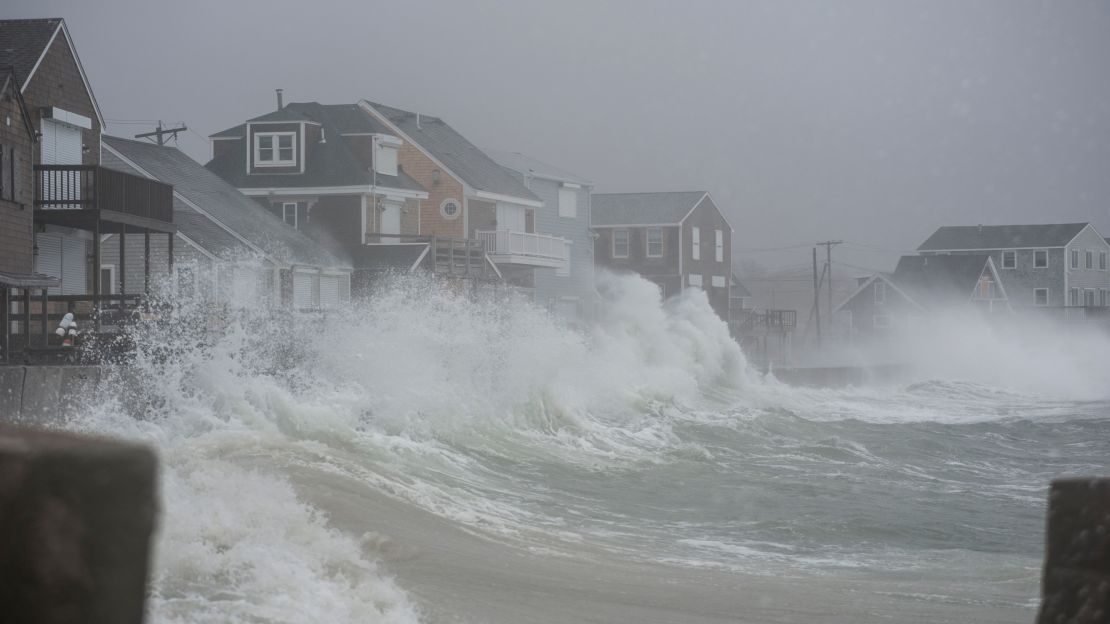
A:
<box><xmin>680</xmin><ymin>196</ymin><xmax>732</xmax><ymax>319</ymax></box>
<box><xmin>98</xmin><ymin>230</ymin><xmax>175</xmax><ymax>295</ymax></box>
<box><xmin>1065</xmin><ymin>225</ymin><xmax>1110</xmax><ymax>305</ymax></box>
<box><xmin>0</xmin><ymin>90</ymin><xmax>34</xmax><ymax>274</ymax></box>
<box><xmin>23</xmin><ymin>32</ymin><xmax>102</xmax><ymax>169</ymax></box>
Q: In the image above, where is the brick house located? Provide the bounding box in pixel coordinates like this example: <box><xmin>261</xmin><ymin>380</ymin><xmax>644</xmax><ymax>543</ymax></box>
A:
<box><xmin>917</xmin><ymin>223</ymin><xmax>1110</xmax><ymax>314</ymax></box>
<box><xmin>591</xmin><ymin>191</ymin><xmax>733</xmax><ymax>320</ymax></box>
<box><xmin>836</xmin><ymin>254</ymin><xmax>1010</xmax><ymax>341</ymax></box>
<box><xmin>0</xmin><ymin>18</ymin><xmax>173</xmax><ymax>361</ymax></box>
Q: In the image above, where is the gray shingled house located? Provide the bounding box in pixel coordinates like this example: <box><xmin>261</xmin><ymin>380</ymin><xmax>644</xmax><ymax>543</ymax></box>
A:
<box><xmin>917</xmin><ymin>223</ymin><xmax>1110</xmax><ymax>312</ymax></box>
<box><xmin>836</xmin><ymin>254</ymin><xmax>1009</xmax><ymax>340</ymax></box>
<box><xmin>591</xmin><ymin>191</ymin><xmax>733</xmax><ymax>320</ymax></box>
<box><xmin>101</xmin><ymin>136</ymin><xmax>352</xmax><ymax>309</ymax></box>
<box><xmin>485</xmin><ymin>149</ymin><xmax>596</xmax><ymax>320</ymax></box>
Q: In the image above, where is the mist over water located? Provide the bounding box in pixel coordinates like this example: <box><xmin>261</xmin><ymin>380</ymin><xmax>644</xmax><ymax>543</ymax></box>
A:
<box><xmin>62</xmin><ymin>272</ymin><xmax>1110</xmax><ymax>622</ymax></box>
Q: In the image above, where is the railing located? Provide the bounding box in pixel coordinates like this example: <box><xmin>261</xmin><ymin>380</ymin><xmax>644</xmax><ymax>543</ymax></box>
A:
<box><xmin>476</xmin><ymin>230</ymin><xmax>569</xmax><ymax>265</ymax></box>
<box><xmin>3</xmin><ymin>293</ymin><xmax>156</xmax><ymax>364</ymax></box>
<box><xmin>732</xmin><ymin>309</ymin><xmax>797</xmax><ymax>333</ymax></box>
<box><xmin>34</xmin><ymin>165</ymin><xmax>174</xmax><ymax>223</ymax></box>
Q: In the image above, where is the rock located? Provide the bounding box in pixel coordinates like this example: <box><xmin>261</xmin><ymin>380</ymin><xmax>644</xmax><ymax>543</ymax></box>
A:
<box><xmin>1037</xmin><ymin>478</ymin><xmax>1110</xmax><ymax>624</ymax></box>
<box><xmin>0</xmin><ymin>424</ymin><xmax>158</xmax><ymax>624</ymax></box>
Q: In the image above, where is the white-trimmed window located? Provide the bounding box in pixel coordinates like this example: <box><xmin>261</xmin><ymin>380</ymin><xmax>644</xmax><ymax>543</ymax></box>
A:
<box><xmin>873</xmin><ymin>314</ymin><xmax>892</xmax><ymax>329</ymax></box>
<box><xmin>612</xmin><ymin>229</ymin><xmax>629</xmax><ymax>258</ymax></box>
<box><xmin>1085</xmin><ymin>289</ymin><xmax>1096</xmax><ymax>307</ymax></box>
<box><xmin>874</xmin><ymin>280</ymin><xmax>886</xmax><ymax>304</ymax></box>
<box><xmin>1034</xmin><ymin>250</ymin><xmax>1048</xmax><ymax>268</ymax></box>
<box><xmin>1086</xmin><ymin>250</ymin><xmax>1094</xmax><ymax>269</ymax></box>
<box><xmin>255</xmin><ymin>132</ymin><xmax>295</xmax><ymax>166</ymax></box>
<box><xmin>440</xmin><ymin>198</ymin><xmax>461</xmax><ymax>220</ymax></box>
<box><xmin>715</xmin><ymin>229</ymin><xmax>724</xmax><ymax>262</ymax></box>
<box><xmin>1071</xmin><ymin>249</ymin><xmax>1079</xmax><ymax>269</ymax></box>
<box><xmin>688</xmin><ymin>273</ymin><xmax>703</xmax><ymax>288</ymax></box>
<box><xmin>1101</xmin><ymin>289</ymin><xmax>1108</xmax><ymax>307</ymax></box>
<box><xmin>100</xmin><ymin>265</ymin><xmax>116</xmax><ymax>295</ymax></box>
<box><xmin>1001</xmin><ymin>250</ymin><xmax>1016</xmax><ymax>269</ymax></box>
<box><xmin>1070</xmin><ymin>287</ymin><xmax>1080</xmax><ymax>306</ymax></box>
<box><xmin>282</xmin><ymin>202</ymin><xmax>298</xmax><ymax>228</ymax></box>
<box><xmin>711</xmin><ymin>275</ymin><xmax>726</xmax><ymax>288</ymax></box>
<box><xmin>691</xmin><ymin>226</ymin><xmax>700</xmax><ymax>260</ymax></box>
<box><xmin>1101</xmin><ymin>251</ymin><xmax>1108</xmax><ymax>270</ymax></box>
<box><xmin>646</xmin><ymin>228</ymin><xmax>663</xmax><ymax>257</ymax></box>
<box><xmin>558</xmin><ymin>186</ymin><xmax>577</xmax><ymax>218</ymax></box>
<box><xmin>1034</xmin><ymin>288</ymin><xmax>1048</xmax><ymax>306</ymax></box>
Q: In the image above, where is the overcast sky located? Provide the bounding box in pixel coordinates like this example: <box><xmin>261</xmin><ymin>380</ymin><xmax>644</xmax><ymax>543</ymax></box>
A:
<box><xmin>10</xmin><ymin>0</ymin><xmax>1110</xmax><ymax>275</ymax></box>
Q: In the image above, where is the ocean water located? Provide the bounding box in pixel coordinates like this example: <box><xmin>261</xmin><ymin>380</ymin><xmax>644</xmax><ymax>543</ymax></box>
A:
<box><xmin>64</xmin><ymin>272</ymin><xmax>1110</xmax><ymax>623</ymax></box>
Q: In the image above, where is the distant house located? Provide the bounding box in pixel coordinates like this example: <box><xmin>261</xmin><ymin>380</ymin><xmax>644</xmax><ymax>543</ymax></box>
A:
<box><xmin>837</xmin><ymin>254</ymin><xmax>1009</xmax><ymax>338</ymax></box>
<box><xmin>917</xmin><ymin>223</ymin><xmax>1110</xmax><ymax>311</ymax></box>
<box><xmin>102</xmin><ymin>136</ymin><xmax>352</xmax><ymax>308</ymax></box>
<box><xmin>486</xmin><ymin>149</ymin><xmax>595</xmax><ymax>319</ymax></box>
<box><xmin>591</xmin><ymin>191</ymin><xmax>733</xmax><ymax>319</ymax></box>
<box><xmin>729</xmin><ymin>273</ymin><xmax>753</xmax><ymax>317</ymax></box>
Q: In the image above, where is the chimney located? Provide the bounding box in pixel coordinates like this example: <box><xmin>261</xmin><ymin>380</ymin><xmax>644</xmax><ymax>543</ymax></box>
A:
<box><xmin>275</xmin><ymin>88</ymin><xmax>284</xmax><ymax>111</ymax></box>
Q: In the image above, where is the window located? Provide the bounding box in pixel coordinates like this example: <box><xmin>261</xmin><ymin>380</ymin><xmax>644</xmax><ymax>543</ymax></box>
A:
<box><xmin>612</xmin><ymin>229</ymin><xmax>629</xmax><ymax>258</ymax></box>
<box><xmin>1071</xmin><ymin>249</ymin><xmax>1079</xmax><ymax>269</ymax></box>
<box><xmin>255</xmin><ymin>132</ymin><xmax>295</xmax><ymax>166</ymax></box>
<box><xmin>1070</xmin><ymin>288</ymin><xmax>1080</xmax><ymax>306</ymax></box>
<box><xmin>688</xmin><ymin>273</ymin><xmax>703</xmax><ymax>288</ymax></box>
<box><xmin>715</xmin><ymin>229</ymin><xmax>724</xmax><ymax>262</ymax></box>
<box><xmin>711</xmin><ymin>275</ymin><xmax>726</xmax><ymax>288</ymax></box>
<box><xmin>558</xmin><ymin>186</ymin><xmax>577</xmax><ymax>218</ymax></box>
<box><xmin>691</xmin><ymin>226</ymin><xmax>700</xmax><ymax>260</ymax></box>
<box><xmin>873</xmin><ymin>314</ymin><xmax>892</xmax><ymax>329</ymax></box>
<box><xmin>100</xmin><ymin>265</ymin><xmax>116</xmax><ymax>295</ymax></box>
<box><xmin>1034</xmin><ymin>250</ymin><xmax>1048</xmax><ymax>268</ymax></box>
<box><xmin>1034</xmin><ymin>288</ymin><xmax>1048</xmax><ymax>306</ymax></box>
<box><xmin>1001</xmin><ymin>250</ymin><xmax>1015</xmax><ymax>269</ymax></box>
<box><xmin>646</xmin><ymin>228</ymin><xmax>663</xmax><ymax>257</ymax></box>
<box><xmin>440</xmin><ymin>198</ymin><xmax>461</xmax><ymax>219</ymax></box>
<box><xmin>1102</xmin><ymin>289</ymin><xmax>1108</xmax><ymax>307</ymax></box>
<box><xmin>874</xmin><ymin>280</ymin><xmax>886</xmax><ymax>304</ymax></box>
<box><xmin>1101</xmin><ymin>251</ymin><xmax>1108</xmax><ymax>270</ymax></box>
<box><xmin>1086</xmin><ymin>250</ymin><xmax>1094</xmax><ymax>269</ymax></box>
<box><xmin>282</xmin><ymin>202</ymin><xmax>298</xmax><ymax>228</ymax></box>
<box><xmin>1085</xmin><ymin>289</ymin><xmax>1095</xmax><ymax>307</ymax></box>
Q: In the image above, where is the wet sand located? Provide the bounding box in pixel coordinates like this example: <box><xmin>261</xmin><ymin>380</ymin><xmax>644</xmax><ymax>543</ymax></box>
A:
<box><xmin>290</xmin><ymin>466</ymin><xmax>1035</xmax><ymax>624</ymax></box>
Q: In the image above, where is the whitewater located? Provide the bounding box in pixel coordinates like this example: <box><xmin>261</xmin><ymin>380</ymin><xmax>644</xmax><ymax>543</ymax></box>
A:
<box><xmin>54</xmin><ymin>272</ymin><xmax>1110</xmax><ymax>623</ymax></box>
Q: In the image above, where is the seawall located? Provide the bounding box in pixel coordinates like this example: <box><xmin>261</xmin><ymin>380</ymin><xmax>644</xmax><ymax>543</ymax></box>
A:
<box><xmin>765</xmin><ymin>364</ymin><xmax>912</xmax><ymax>388</ymax></box>
<box><xmin>0</xmin><ymin>365</ymin><xmax>111</xmax><ymax>424</ymax></box>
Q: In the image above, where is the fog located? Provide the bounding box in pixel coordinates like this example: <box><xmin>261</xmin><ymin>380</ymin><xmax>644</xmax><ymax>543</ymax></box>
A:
<box><xmin>9</xmin><ymin>0</ymin><xmax>1110</xmax><ymax>279</ymax></box>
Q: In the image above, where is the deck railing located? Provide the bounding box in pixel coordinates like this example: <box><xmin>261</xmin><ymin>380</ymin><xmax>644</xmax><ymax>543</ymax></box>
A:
<box><xmin>34</xmin><ymin>165</ymin><xmax>174</xmax><ymax>222</ymax></box>
<box><xmin>476</xmin><ymin>230</ymin><xmax>569</xmax><ymax>264</ymax></box>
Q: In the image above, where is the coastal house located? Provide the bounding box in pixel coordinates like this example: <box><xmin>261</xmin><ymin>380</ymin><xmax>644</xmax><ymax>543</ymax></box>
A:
<box><xmin>836</xmin><ymin>254</ymin><xmax>1010</xmax><ymax>340</ymax></box>
<box><xmin>102</xmin><ymin>136</ymin><xmax>352</xmax><ymax>309</ymax></box>
<box><xmin>591</xmin><ymin>191</ymin><xmax>733</xmax><ymax>320</ymax></box>
<box><xmin>0</xmin><ymin>18</ymin><xmax>174</xmax><ymax>360</ymax></box>
<box><xmin>485</xmin><ymin>149</ymin><xmax>595</xmax><ymax>319</ymax></box>
<box><xmin>917</xmin><ymin>223</ymin><xmax>1110</xmax><ymax>314</ymax></box>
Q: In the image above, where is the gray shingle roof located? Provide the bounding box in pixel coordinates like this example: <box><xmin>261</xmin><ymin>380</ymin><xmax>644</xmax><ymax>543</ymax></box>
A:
<box><xmin>0</xmin><ymin>18</ymin><xmax>61</xmax><ymax>90</ymax></box>
<box><xmin>364</xmin><ymin>101</ymin><xmax>539</xmax><ymax>203</ymax></box>
<box><xmin>917</xmin><ymin>223</ymin><xmax>1089</xmax><ymax>251</ymax></box>
<box><xmin>103</xmin><ymin>136</ymin><xmax>351</xmax><ymax>270</ymax></box>
<box><xmin>247</xmin><ymin>108</ymin><xmax>317</xmax><ymax>124</ymax></box>
<box><xmin>205</xmin><ymin>102</ymin><xmax>425</xmax><ymax>193</ymax></box>
<box><xmin>484</xmin><ymin>149</ymin><xmax>591</xmax><ymax>185</ymax></box>
<box><xmin>891</xmin><ymin>254</ymin><xmax>993</xmax><ymax>307</ymax></box>
<box><xmin>591</xmin><ymin>191</ymin><xmax>708</xmax><ymax>226</ymax></box>
<box><xmin>730</xmin><ymin>273</ymin><xmax>753</xmax><ymax>298</ymax></box>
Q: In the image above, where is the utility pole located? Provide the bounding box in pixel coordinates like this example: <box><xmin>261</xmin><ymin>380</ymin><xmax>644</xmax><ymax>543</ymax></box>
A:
<box><xmin>135</xmin><ymin>121</ymin><xmax>187</xmax><ymax>146</ymax></box>
<box><xmin>817</xmin><ymin>240</ymin><xmax>842</xmax><ymax>337</ymax></box>
<box><xmin>812</xmin><ymin>247</ymin><xmax>821</xmax><ymax>348</ymax></box>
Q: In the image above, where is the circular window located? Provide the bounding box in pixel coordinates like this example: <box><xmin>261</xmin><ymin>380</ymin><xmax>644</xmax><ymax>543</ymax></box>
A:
<box><xmin>440</xmin><ymin>198</ymin><xmax>461</xmax><ymax>220</ymax></box>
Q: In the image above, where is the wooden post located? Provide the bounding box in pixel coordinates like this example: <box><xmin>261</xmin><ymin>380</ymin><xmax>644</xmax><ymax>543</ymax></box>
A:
<box><xmin>167</xmin><ymin>232</ymin><xmax>174</xmax><ymax>274</ymax></box>
<box><xmin>93</xmin><ymin>219</ymin><xmax>101</xmax><ymax>334</ymax></box>
<box><xmin>22</xmin><ymin>288</ymin><xmax>30</xmax><ymax>353</ymax></box>
<box><xmin>143</xmin><ymin>229</ymin><xmax>150</xmax><ymax>295</ymax></box>
<box><xmin>119</xmin><ymin>225</ymin><xmax>126</xmax><ymax>297</ymax></box>
<box><xmin>1</xmin><ymin>287</ymin><xmax>9</xmax><ymax>365</ymax></box>
<box><xmin>40</xmin><ymin>289</ymin><xmax>48</xmax><ymax>346</ymax></box>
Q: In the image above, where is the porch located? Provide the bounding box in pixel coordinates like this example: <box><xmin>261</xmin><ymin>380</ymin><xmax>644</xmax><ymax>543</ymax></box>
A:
<box><xmin>476</xmin><ymin>230</ymin><xmax>569</xmax><ymax>270</ymax></box>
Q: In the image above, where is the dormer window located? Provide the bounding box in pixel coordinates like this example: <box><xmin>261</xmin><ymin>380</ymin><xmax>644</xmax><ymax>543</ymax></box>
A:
<box><xmin>255</xmin><ymin>132</ymin><xmax>295</xmax><ymax>166</ymax></box>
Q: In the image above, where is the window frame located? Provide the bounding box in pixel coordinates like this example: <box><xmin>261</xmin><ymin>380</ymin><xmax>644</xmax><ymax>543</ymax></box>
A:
<box><xmin>1070</xmin><ymin>287</ymin><xmax>1080</xmax><ymax>306</ymax></box>
<box><xmin>1086</xmin><ymin>250</ymin><xmax>1094</xmax><ymax>269</ymax></box>
<box><xmin>1001</xmin><ymin>250</ymin><xmax>1016</xmax><ymax>269</ymax></box>
<box><xmin>688</xmin><ymin>273</ymin><xmax>703</xmax><ymax>288</ymax></box>
<box><xmin>874</xmin><ymin>280</ymin><xmax>886</xmax><ymax>304</ymax></box>
<box><xmin>711</xmin><ymin>275</ymin><xmax>726</xmax><ymax>288</ymax></box>
<box><xmin>714</xmin><ymin>229</ymin><xmax>724</xmax><ymax>262</ymax></box>
<box><xmin>691</xmin><ymin>226</ymin><xmax>700</xmax><ymax>260</ymax></box>
<box><xmin>254</xmin><ymin>131</ymin><xmax>296</xmax><ymax>167</ymax></box>
<box><xmin>1034</xmin><ymin>249</ymin><xmax>1048</xmax><ymax>268</ymax></box>
<box><xmin>1071</xmin><ymin>249</ymin><xmax>1079</xmax><ymax>269</ymax></box>
<box><xmin>282</xmin><ymin>202</ymin><xmax>298</xmax><ymax>228</ymax></box>
<box><xmin>1034</xmin><ymin>288</ymin><xmax>1049</xmax><ymax>307</ymax></box>
<box><xmin>1101</xmin><ymin>250</ymin><xmax>1108</xmax><ymax>271</ymax></box>
<box><xmin>557</xmin><ymin>186</ymin><xmax>577</xmax><ymax>218</ymax></box>
<box><xmin>645</xmin><ymin>227</ymin><xmax>664</xmax><ymax>258</ymax></box>
<box><xmin>612</xmin><ymin>229</ymin><xmax>629</xmax><ymax>259</ymax></box>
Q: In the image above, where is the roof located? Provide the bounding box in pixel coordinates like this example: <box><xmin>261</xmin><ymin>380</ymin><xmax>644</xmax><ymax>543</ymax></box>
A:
<box><xmin>0</xmin><ymin>66</ymin><xmax>36</xmax><ymax>142</ymax></box>
<box><xmin>246</xmin><ymin>108</ymin><xmax>317</xmax><ymax>124</ymax></box>
<box><xmin>890</xmin><ymin>254</ymin><xmax>994</xmax><ymax>308</ymax></box>
<box><xmin>206</xmin><ymin>102</ymin><xmax>425</xmax><ymax>193</ymax></box>
<box><xmin>0</xmin><ymin>18</ymin><xmax>104</xmax><ymax>126</ymax></box>
<box><xmin>102</xmin><ymin>136</ymin><xmax>351</xmax><ymax>270</ymax></box>
<box><xmin>357</xmin><ymin>244</ymin><xmax>428</xmax><ymax>272</ymax></box>
<box><xmin>363</xmin><ymin>101</ymin><xmax>539</xmax><ymax>203</ymax></box>
<box><xmin>590</xmin><ymin>191</ymin><xmax>709</xmax><ymax>226</ymax></box>
<box><xmin>0</xmin><ymin>270</ymin><xmax>60</xmax><ymax>289</ymax></box>
<box><xmin>730</xmin><ymin>273</ymin><xmax>753</xmax><ymax>298</ymax></box>
<box><xmin>484</xmin><ymin>149</ymin><xmax>591</xmax><ymax>185</ymax></box>
<box><xmin>917</xmin><ymin>223</ymin><xmax>1090</xmax><ymax>251</ymax></box>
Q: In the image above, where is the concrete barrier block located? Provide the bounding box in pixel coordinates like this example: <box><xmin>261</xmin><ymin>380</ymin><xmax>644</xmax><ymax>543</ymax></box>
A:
<box><xmin>57</xmin><ymin>366</ymin><xmax>103</xmax><ymax>417</ymax></box>
<box><xmin>19</xmin><ymin>366</ymin><xmax>66</xmax><ymax>426</ymax></box>
<box><xmin>0</xmin><ymin>424</ymin><xmax>158</xmax><ymax>624</ymax></box>
<box><xmin>1036</xmin><ymin>478</ymin><xmax>1110</xmax><ymax>624</ymax></box>
<box><xmin>0</xmin><ymin>366</ymin><xmax>25</xmax><ymax>420</ymax></box>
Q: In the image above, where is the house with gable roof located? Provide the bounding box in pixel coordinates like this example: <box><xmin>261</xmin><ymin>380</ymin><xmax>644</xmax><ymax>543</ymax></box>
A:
<box><xmin>591</xmin><ymin>191</ymin><xmax>733</xmax><ymax>320</ymax></box>
<box><xmin>917</xmin><ymin>223</ymin><xmax>1110</xmax><ymax>311</ymax></box>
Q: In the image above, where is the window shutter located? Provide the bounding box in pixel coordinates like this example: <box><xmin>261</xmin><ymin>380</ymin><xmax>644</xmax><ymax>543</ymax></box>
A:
<box><xmin>61</xmin><ymin>236</ymin><xmax>88</xmax><ymax>295</ymax></box>
<box><xmin>35</xmin><ymin>234</ymin><xmax>63</xmax><ymax>295</ymax></box>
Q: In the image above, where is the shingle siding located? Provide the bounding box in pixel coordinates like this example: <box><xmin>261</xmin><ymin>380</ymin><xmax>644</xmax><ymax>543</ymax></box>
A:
<box><xmin>23</xmin><ymin>31</ymin><xmax>101</xmax><ymax>168</ymax></box>
<box><xmin>0</xmin><ymin>89</ymin><xmax>34</xmax><ymax>274</ymax></box>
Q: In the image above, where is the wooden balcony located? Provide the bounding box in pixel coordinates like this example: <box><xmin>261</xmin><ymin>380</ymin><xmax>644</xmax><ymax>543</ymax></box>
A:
<box><xmin>34</xmin><ymin>165</ymin><xmax>175</xmax><ymax>233</ymax></box>
<box><xmin>475</xmin><ymin>230</ymin><xmax>569</xmax><ymax>270</ymax></box>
